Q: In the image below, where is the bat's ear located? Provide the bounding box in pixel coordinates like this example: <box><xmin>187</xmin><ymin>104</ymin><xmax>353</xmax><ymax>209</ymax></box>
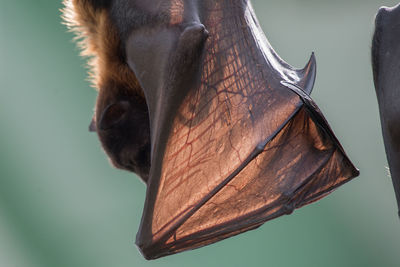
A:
<box><xmin>98</xmin><ymin>101</ymin><xmax>131</xmax><ymax>131</ymax></box>
<box><xmin>89</xmin><ymin>116</ymin><xmax>97</xmax><ymax>132</ymax></box>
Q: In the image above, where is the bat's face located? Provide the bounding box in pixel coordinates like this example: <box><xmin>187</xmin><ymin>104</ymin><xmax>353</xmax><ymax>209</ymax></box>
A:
<box><xmin>95</xmin><ymin>88</ymin><xmax>151</xmax><ymax>182</ymax></box>
<box><xmin>93</xmin><ymin>0</ymin><xmax>207</xmax><ymax>183</ymax></box>
<box><xmin>83</xmin><ymin>0</ymin><xmax>159</xmax><ymax>183</ymax></box>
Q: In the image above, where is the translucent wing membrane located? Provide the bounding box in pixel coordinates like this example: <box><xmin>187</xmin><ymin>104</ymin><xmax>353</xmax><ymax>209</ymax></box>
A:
<box><xmin>140</xmin><ymin>104</ymin><xmax>357</xmax><ymax>258</ymax></box>
<box><xmin>136</xmin><ymin>1</ymin><xmax>358</xmax><ymax>259</ymax></box>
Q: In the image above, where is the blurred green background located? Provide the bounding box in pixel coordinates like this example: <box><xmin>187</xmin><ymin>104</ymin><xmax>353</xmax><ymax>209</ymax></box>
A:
<box><xmin>1</xmin><ymin>0</ymin><xmax>400</xmax><ymax>266</ymax></box>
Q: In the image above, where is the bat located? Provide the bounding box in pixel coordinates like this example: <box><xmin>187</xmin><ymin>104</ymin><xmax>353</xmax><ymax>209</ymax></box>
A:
<box><xmin>63</xmin><ymin>0</ymin><xmax>359</xmax><ymax>259</ymax></box>
<box><xmin>372</xmin><ymin>3</ymin><xmax>400</xmax><ymax>218</ymax></box>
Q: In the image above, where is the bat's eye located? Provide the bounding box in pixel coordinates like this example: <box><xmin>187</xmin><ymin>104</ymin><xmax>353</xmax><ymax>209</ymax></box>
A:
<box><xmin>98</xmin><ymin>101</ymin><xmax>130</xmax><ymax>131</ymax></box>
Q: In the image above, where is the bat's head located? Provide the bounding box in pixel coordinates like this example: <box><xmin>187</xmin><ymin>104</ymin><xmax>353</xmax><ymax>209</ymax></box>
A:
<box><xmin>63</xmin><ymin>0</ymin><xmax>208</xmax><ymax>183</ymax></box>
<box><xmin>95</xmin><ymin>88</ymin><xmax>151</xmax><ymax>182</ymax></box>
<box><xmin>62</xmin><ymin>0</ymin><xmax>152</xmax><ymax>182</ymax></box>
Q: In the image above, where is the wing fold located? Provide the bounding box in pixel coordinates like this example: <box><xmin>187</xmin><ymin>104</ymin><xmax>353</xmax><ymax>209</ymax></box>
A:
<box><xmin>138</xmin><ymin>104</ymin><xmax>358</xmax><ymax>259</ymax></box>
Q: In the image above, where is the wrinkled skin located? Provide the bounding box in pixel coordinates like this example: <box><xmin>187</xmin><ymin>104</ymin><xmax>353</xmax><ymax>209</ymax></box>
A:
<box><xmin>372</xmin><ymin>3</ymin><xmax>400</xmax><ymax>218</ymax></box>
<box><xmin>65</xmin><ymin>0</ymin><xmax>359</xmax><ymax>260</ymax></box>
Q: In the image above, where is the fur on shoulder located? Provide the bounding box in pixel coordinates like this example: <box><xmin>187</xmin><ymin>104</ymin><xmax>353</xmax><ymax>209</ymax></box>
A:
<box><xmin>62</xmin><ymin>0</ymin><xmax>142</xmax><ymax>96</ymax></box>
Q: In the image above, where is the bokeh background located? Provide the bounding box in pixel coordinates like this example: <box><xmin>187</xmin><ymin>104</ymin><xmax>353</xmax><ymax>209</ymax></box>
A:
<box><xmin>1</xmin><ymin>0</ymin><xmax>400</xmax><ymax>266</ymax></box>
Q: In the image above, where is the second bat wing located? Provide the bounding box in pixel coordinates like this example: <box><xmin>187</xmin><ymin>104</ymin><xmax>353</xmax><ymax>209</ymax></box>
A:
<box><xmin>372</xmin><ymin>3</ymin><xmax>400</xmax><ymax>218</ymax></box>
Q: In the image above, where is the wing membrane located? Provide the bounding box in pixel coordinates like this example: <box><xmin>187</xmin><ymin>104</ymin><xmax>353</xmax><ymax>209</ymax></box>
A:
<box><xmin>141</xmin><ymin>105</ymin><xmax>357</xmax><ymax>258</ymax></box>
<box><xmin>136</xmin><ymin>0</ymin><xmax>358</xmax><ymax>259</ymax></box>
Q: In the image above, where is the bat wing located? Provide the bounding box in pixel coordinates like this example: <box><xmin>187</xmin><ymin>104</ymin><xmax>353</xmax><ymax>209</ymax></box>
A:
<box><xmin>124</xmin><ymin>1</ymin><xmax>359</xmax><ymax>259</ymax></box>
<box><xmin>63</xmin><ymin>0</ymin><xmax>358</xmax><ymax>260</ymax></box>
<box><xmin>372</xmin><ymin>4</ymin><xmax>400</xmax><ymax>217</ymax></box>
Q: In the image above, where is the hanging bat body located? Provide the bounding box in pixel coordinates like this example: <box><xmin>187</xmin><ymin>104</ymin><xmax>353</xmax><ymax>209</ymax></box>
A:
<box><xmin>63</xmin><ymin>0</ymin><xmax>359</xmax><ymax>259</ymax></box>
<box><xmin>372</xmin><ymin>3</ymin><xmax>400</xmax><ymax>218</ymax></box>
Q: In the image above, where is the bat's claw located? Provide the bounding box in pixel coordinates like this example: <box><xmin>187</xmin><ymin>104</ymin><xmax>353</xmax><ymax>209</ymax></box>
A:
<box><xmin>180</xmin><ymin>23</ymin><xmax>209</xmax><ymax>43</ymax></box>
<box><xmin>284</xmin><ymin>203</ymin><xmax>295</xmax><ymax>215</ymax></box>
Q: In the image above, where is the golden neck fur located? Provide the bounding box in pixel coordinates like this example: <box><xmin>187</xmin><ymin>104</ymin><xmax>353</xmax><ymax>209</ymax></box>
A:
<box><xmin>62</xmin><ymin>0</ymin><xmax>143</xmax><ymax>98</ymax></box>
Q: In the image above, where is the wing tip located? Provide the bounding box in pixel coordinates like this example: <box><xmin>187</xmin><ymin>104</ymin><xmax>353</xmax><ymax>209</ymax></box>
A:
<box><xmin>135</xmin><ymin>237</ymin><xmax>174</xmax><ymax>260</ymax></box>
<box><xmin>352</xmin><ymin>167</ymin><xmax>360</xmax><ymax>178</ymax></box>
<box><xmin>135</xmin><ymin>241</ymin><xmax>159</xmax><ymax>260</ymax></box>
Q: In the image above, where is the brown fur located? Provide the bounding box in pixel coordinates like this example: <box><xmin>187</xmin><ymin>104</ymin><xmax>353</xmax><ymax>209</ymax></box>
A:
<box><xmin>62</xmin><ymin>1</ymin><xmax>150</xmax><ymax>179</ymax></box>
<box><xmin>62</xmin><ymin>0</ymin><xmax>143</xmax><ymax>98</ymax></box>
